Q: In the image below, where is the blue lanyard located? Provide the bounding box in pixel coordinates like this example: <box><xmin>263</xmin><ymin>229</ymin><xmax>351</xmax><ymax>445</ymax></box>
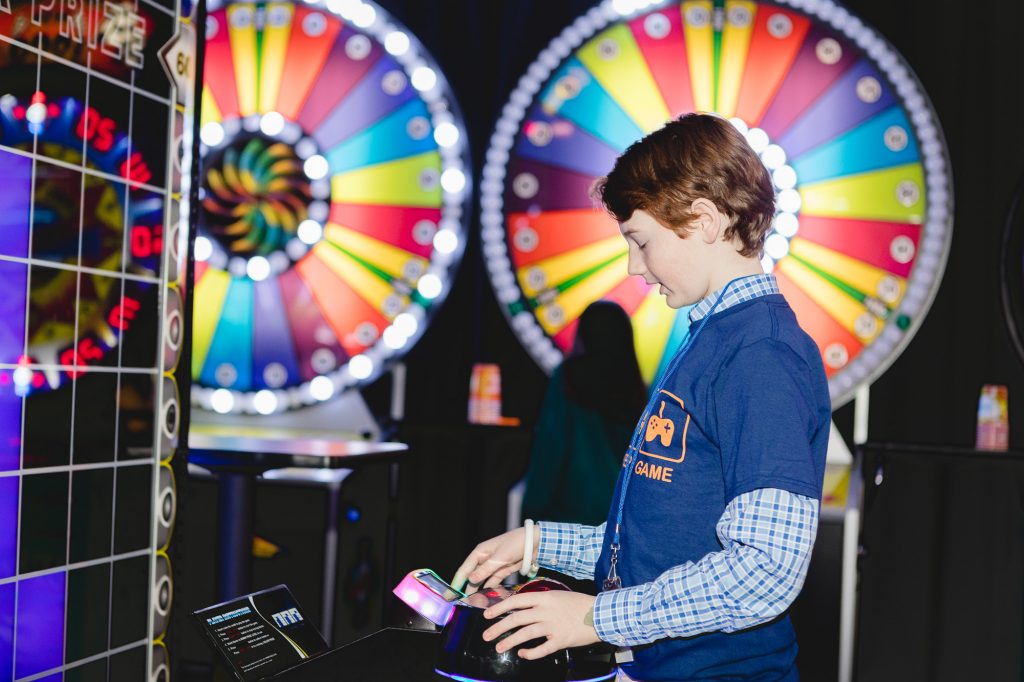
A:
<box><xmin>603</xmin><ymin>278</ymin><xmax>745</xmax><ymax>591</ymax></box>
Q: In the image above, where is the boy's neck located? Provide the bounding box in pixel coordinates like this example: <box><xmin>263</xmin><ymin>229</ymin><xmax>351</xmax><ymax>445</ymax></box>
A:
<box><xmin>702</xmin><ymin>251</ymin><xmax>765</xmax><ymax>300</ymax></box>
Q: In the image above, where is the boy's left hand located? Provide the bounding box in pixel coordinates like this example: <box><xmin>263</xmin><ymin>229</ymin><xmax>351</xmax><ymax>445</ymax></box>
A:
<box><xmin>482</xmin><ymin>591</ymin><xmax>600</xmax><ymax>659</ymax></box>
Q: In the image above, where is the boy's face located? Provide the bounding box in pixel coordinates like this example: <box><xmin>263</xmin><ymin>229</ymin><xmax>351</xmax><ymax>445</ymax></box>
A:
<box><xmin>619</xmin><ymin>209</ymin><xmax>710</xmax><ymax>309</ymax></box>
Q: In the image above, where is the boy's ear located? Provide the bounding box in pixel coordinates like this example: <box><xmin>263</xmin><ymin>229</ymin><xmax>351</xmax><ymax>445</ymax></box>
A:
<box><xmin>690</xmin><ymin>198</ymin><xmax>721</xmax><ymax>244</ymax></box>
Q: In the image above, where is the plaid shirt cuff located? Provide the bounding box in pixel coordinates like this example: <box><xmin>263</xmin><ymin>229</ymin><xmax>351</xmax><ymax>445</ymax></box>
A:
<box><xmin>536</xmin><ymin>521</ymin><xmax>605</xmax><ymax>581</ymax></box>
<box><xmin>593</xmin><ymin>584</ymin><xmax>648</xmax><ymax>646</ymax></box>
<box><xmin>590</xmin><ymin>489</ymin><xmax>817</xmax><ymax>646</ymax></box>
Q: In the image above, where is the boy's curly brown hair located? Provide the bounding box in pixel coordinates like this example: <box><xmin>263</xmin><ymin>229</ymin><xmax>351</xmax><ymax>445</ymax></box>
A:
<box><xmin>592</xmin><ymin>113</ymin><xmax>776</xmax><ymax>257</ymax></box>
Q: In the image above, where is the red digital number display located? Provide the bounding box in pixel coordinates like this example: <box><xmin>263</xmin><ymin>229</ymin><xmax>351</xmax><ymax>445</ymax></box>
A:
<box><xmin>108</xmin><ymin>296</ymin><xmax>141</xmax><ymax>331</ymax></box>
<box><xmin>120</xmin><ymin>152</ymin><xmax>153</xmax><ymax>185</ymax></box>
<box><xmin>131</xmin><ymin>225</ymin><xmax>163</xmax><ymax>259</ymax></box>
<box><xmin>57</xmin><ymin>295</ymin><xmax>142</xmax><ymax>379</ymax></box>
<box><xmin>75</xmin><ymin>106</ymin><xmax>116</xmax><ymax>152</ymax></box>
<box><xmin>74</xmin><ymin>106</ymin><xmax>153</xmax><ymax>183</ymax></box>
<box><xmin>60</xmin><ymin>338</ymin><xmax>104</xmax><ymax>379</ymax></box>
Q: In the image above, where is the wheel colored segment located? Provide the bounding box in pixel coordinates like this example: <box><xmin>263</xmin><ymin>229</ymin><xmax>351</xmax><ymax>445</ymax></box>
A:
<box><xmin>256</xmin><ymin>3</ymin><xmax>294</xmax><ymax>114</ymax></box>
<box><xmin>795</xmin><ymin>216</ymin><xmax>921</xmax><ymax>279</ymax></box>
<box><xmin>295</xmin><ymin>26</ymin><xmax>381</xmax><ymax>132</ymax></box>
<box><xmin>507</xmin><ymin>209</ymin><xmax>620</xmax><ymax>266</ymax></box>
<box><xmin>733</xmin><ymin>7</ymin><xmax>810</xmax><ymax>125</ymax></box>
<box><xmin>204</xmin><ymin>12</ymin><xmax>241</xmax><ymax>118</ymax></box>
<box><xmin>577</xmin><ymin>24</ymin><xmax>670</xmax><ymax>132</ymax></box>
<box><xmin>328</xmin><ymin>204</ymin><xmax>440</xmax><ymax>259</ymax></box>
<box><xmin>628</xmin><ymin>8</ymin><xmax>694</xmax><ymax>117</ymax></box>
<box><xmin>277</xmin><ymin>268</ymin><xmax>349</xmax><ymax>381</ymax></box>
<box><xmin>312</xmin><ymin>56</ymin><xmax>419</xmax><ymax>152</ymax></box>
<box><xmin>632</xmin><ymin>291</ymin><xmax>680</xmax><ymax>381</ymax></box>
<box><xmin>682</xmin><ymin>1</ymin><xmax>715</xmax><ymax>112</ymax></box>
<box><xmin>514</xmin><ymin>110</ymin><xmax>621</xmax><ymax>179</ymax></box>
<box><xmin>777</xmin><ymin>60</ymin><xmax>896</xmax><ymax>159</ymax></box>
<box><xmin>200</xmin><ymin>278</ymin><xmax>254</xmax><ymax>390</ymax></box>
<box><xmin>715</xmin><ymin>0</ymin><xmax>757</xmax><ymax>117</ymax></box>
<box><xmin>330</xmin><ymin>151</ymin><xmax>442</xmax><ymax>207</ymax></box>
<box><xmin>505</xmin><ymin>157</ymin><xmax>608</xmax><ymax>213</ymax></box>
<box><xmin>252</xmin><ymin>279</ymin><xmax>302</xmax><ymax>390</ymax></box>
<box><xmin>324</xmin><ymin>99</ymin><xmax>435</xmax><ymax>173</ymax></box>
<box><xmin>275</xmin><ymin>6</ymin><xmax>345</xmax><ymax>120</ymax></box>
<box><xmin>192</xmin><ymin>268</ymin><xmax>231</xmax><ymax>374</ymax></box>
<box><xmin>296</xmin><ymin>247</ymin><xmax>390</xmax><ymax>356</ymax></box>
<box><xmin>775</xmin><ymin>269</ymin><xmax>862</xmax><ymax>377</ymax></box>
<box><xmin>800</xmin><ymin>164</ymin><xmax>926</xmax><ymax>223</ymax></box>
<box><xmin>541</xmin><ymin>58</ymin><xmax>644</xmax><ymax>151</ymax></box>
<box><xmin>758</xmin><ymin>24</ymin><xmax>857</xmax><ymax>137</ymax></box>
<box><xmin>791</xmin><ymin>106</ymin><xmax>919</xmax><ymax>184</ymax></box>
<box><xmin>227</xmin><ymin>4</ymin><xmax>259</xmax><ymax>116</ymax></box>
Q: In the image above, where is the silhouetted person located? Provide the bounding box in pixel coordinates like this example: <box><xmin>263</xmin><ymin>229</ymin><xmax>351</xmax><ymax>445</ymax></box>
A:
<box><xmin>521</xmin><ymin>300</ymin><xmax>646</xmax><ymax>525</ymax></box>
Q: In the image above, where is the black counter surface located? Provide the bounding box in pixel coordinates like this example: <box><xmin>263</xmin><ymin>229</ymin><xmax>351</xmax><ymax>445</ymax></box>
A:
<box><xmin>272</xmin><ymin>627</ymin><xmax>617</xmax><ymax>682</ymax></box>
<box><xmin>275</xmin><ymin>628</ymin><xmax>441</xmax><ymax>681</ymax></box>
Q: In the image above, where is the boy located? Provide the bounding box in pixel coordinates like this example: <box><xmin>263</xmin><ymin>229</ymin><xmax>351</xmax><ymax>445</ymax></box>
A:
<box><xmin>453</xmin><ymin>113</ymin><xmax>831</xmax><ymax>681</ymax></box>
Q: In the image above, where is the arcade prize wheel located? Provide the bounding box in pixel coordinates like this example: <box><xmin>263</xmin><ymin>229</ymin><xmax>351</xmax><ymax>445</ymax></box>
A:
<box><xmin>193</xmin><ymin>0</ymin><xmax>470</xmax><ymax>416</ymax></box>
<box><xmin>481</xmin><ymin>0</ymin><xmax>953</xmax><ymax>407</ymax></box>
<box><xmin>1001</xmin><ymin>174</ymin><xmax>1024</xmax><ymax>366</ymax></box>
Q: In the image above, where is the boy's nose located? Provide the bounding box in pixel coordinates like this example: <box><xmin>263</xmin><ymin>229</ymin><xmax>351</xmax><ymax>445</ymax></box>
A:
<box><xmin>626</xmin><ymin>253</ymin><xmax>646</xmax><ymax>278</ymax></box>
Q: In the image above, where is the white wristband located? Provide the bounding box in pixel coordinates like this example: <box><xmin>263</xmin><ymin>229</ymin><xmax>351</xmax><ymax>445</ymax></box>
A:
<box><xmin>520</xmin><ymin>519</ymin><xmax>539</xmax><ymax>578</ymax></box>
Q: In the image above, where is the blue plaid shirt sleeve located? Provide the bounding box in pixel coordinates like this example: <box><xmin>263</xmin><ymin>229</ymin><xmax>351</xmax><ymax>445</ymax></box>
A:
<box><xmin>535</xmin><ymin>521</ymin><xmax>606</xmax><ymax>581</ymax></box>
<box><xmin>592</xmin><ymin>488</ymin><xmax>818</xmax><ymax>646</ymax></box>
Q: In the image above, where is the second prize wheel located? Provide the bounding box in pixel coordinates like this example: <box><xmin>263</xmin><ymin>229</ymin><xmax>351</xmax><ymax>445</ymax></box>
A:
<box><xmin>194</xmin><ymin>0</ymin><xmax>470</xmax><ymax>414</ymax></box>
<box><xmin>481</xmin><ymin>0</ymin><xmax>952</xmax><ymax>407</ymax></box>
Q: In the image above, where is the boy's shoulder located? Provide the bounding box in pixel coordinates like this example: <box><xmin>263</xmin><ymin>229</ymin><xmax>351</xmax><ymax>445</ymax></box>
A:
<box><xmin>710</xmin><ymin>293</ymin><xmax>809</xmax><ymax>342</ymax></box>
<box><xmin>706</xmin><ymin>294</ymin><xmax>826</xmax><ymax>379</ymax></box>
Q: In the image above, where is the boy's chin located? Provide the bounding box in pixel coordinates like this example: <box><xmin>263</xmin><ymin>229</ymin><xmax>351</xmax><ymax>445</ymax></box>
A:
<box><xmin>662</xmin><ymin>292</ymin><xmax>692</xmax><ymax>309</ymax></box>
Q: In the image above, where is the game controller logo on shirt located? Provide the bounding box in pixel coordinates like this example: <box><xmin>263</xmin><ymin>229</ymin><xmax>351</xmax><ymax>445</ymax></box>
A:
<box><xmin>627</xmin><ymin>390</ymin><xmax>690</xmax><ymax>484</ymax></box>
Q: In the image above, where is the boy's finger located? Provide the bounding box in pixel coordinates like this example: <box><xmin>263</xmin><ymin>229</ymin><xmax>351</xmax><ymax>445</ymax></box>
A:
<box><xmin>482</xmin><ymin>597</ymin><xmax>514</xmax><ymax>619</ymax></box>
<box><xmin>482</xmin><ymin>609</ymin><xmax>527</xmax><ymax>641</ymax></box>
<box><xmin>452</xmin><ymin>552</ymin><xmax>485</xmax><ymax>591</ymax></box>
<box><xmin>483</xmin><ymin>564</ymin><xmax>519</xmax><ymax>588</ymax></box>
<box><xmin>467</xmin><ymin>556</ymin><xmax>513</xmax><ymax>588</ymax></box>
<box><xmin>493</xmin><ymin>623</ymin><xmax>546</xmax><ymax>654</ymax></box>
<box><xmin>465</xmin><ymin>570</ymin><xmax>491</xmax><ymax>593</ymax></box>
<box><xmin>484</xmin><ymin>593</ymin><xmax>534</xmax><ymax>619</ymax></box>
<box><xmin>450</xmin><ymin>568</ymin><xmax>469</xmax><ymax>592</ymax></box>
<box><xmin>518</xmin><ymin>638</ymin><xmax>560</xmax><ymax>660</ymax></box>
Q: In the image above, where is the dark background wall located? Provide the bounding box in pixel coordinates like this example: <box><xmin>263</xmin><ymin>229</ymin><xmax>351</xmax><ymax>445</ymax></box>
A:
<box><xmin>357</xmin><ymin>0</ymin><xmax>1024</xmax><ymax>449</ymax></box>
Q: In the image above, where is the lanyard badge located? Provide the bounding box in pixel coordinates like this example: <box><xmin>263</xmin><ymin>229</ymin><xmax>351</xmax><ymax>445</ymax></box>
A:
<box><xmin>602</xmin><ymin>535</ymin><xmax>622</xmax><ymax>591</ymax></box>
<box><xmin>601</xmin><ymin>279</ymin><xmax>743</xmax><ymax>592</ymax></box>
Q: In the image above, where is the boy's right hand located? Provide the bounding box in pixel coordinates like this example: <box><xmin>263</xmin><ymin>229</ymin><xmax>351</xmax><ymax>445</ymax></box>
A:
<box><xmin>452</xmin><ymin>527</ymin><xmax>541</xmax><ymax>595</ymax></box>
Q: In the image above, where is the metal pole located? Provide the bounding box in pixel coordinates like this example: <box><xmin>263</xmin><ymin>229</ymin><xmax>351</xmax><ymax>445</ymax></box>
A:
<box><xmin>839</xmin><ymin>383</ymin><xmax>870</xmax><ymax>682</ymax></box>
<box><xmin>216</xmin><ymin>472</ymin><xmax>255</xmax><ymax>601</ymax></box>
<box><xmin>383</xmin><ymin>461</ymin><xmax>400</xmax><ymax>623</ymax></box>
<box><xmin>321</xmin><ymin>478</ymin><xmax>342</xmax><ymax>644</ymax></box>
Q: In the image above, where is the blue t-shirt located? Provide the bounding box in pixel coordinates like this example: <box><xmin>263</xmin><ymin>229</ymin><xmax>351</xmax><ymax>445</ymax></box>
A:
<box><xmin>595</xmin><ymin>294</ymin><xmax>831</xmax><ymax>681</ymax></box>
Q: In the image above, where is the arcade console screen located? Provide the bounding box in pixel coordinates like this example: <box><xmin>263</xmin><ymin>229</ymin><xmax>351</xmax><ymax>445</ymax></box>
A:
<box><xmin>193</xmin><ymin>584</ymin><xmax>328</xmax><ymax>681</ymax></box>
